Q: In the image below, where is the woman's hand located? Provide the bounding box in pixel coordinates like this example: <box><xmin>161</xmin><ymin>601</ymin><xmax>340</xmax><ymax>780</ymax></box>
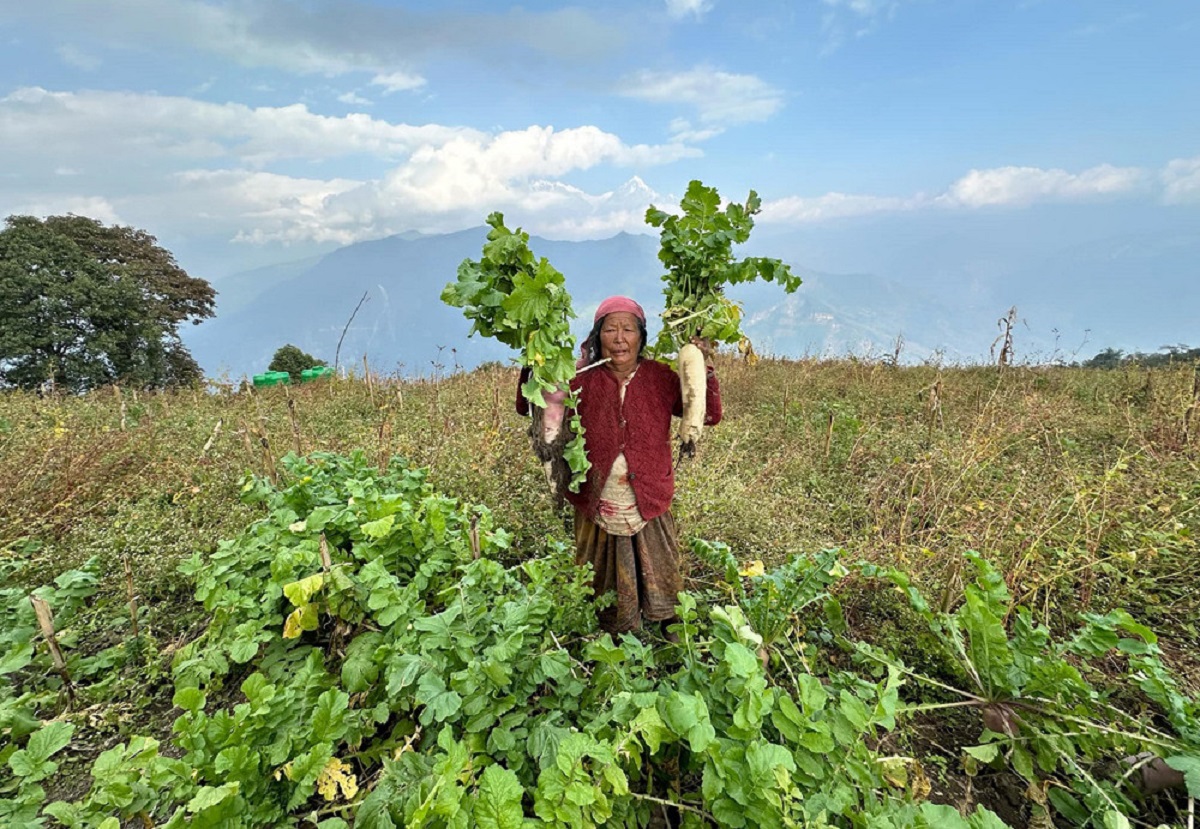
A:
<box><xmin>690</xmin><ymin>336</ymin><xmax>716</xmax><ymax>364</ymax></box>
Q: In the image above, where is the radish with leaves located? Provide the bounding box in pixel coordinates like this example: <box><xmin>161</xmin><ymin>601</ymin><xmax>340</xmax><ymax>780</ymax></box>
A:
<box><xmin>646</xmin><ymin>180</ymin><xmax>802</xmax><ymax>456</ymax></box>
<box><xmin>441</xmin><ymin>213</ymin><xmax>588</xmax><ymax>494</ymax></box>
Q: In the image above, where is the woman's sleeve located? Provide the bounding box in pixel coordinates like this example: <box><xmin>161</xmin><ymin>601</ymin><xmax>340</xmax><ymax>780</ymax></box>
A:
<box><xmin>704</xmin><ymin>367</ymin><xmax>722</xmax><ymax>426</ymax></box>
<box><xmin>515</xmin><ymin>366</ymin><xmax>531</xmax><ymax>416</ymax></box>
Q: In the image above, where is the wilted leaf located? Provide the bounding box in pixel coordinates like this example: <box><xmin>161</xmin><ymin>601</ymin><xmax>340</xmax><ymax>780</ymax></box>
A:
<box><xmin>283</xmin><ymin>573</ymin><xmax>325</xmax><ymax>607</ymax></box>
<box><xmin>283</xmin><ymin>602</ymin><xmax>319</xmax><ymax>638</ymax></box>
<box><xmin>316</xmin><ymin>757</ymin><xmax>358</xmax><ymax>802</ymax></box>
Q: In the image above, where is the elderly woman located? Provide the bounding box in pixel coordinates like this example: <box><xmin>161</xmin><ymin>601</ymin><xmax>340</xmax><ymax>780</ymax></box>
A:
<box><xmin>519</xmin><ymin>296</ymin><xmax>722</xmax><ymax>635</ymax></box>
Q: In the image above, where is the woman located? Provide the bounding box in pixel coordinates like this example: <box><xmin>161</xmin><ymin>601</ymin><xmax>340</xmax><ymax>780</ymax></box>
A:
<box><xmin>518</xmin><ymin>296</ymin><xmax>722</xmax><ymax>635</ymax></box>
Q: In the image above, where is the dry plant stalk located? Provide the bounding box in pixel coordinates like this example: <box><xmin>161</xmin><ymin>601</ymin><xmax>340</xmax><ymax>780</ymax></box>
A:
<box><xmin>247</xmin><ymin>423</ymin><xmax>277</xmax><ymax>485</ymax></box>
<box><xmin>1184</xmin><ymin>366</ymin><xmax>1199</xmax><ymax>445</ymax></box>
<box><xmin>926</xmin><ymin>377</ymin><xmax>944</xmax><ymax>439</ymax></box>
<box><xmin>114</xmin><ymin>385</ymin><xmax>127</xmax><ymax>430</ymax></box>
<box><xmin>29</xmin><ymin>595</ymin><xmax>75</xmax><ymax>703</ymax></box>
<box><xmin>199</xmin><ymin>418</ymin><xmax>223</xmax><ymax>460</ymax></box>
<box><xmin>286</xmin><ymin>393</ymin><xmax>303</xmax><ymax>455</ymax></box>
<box><xmin>123</xmin><ymin>554</ymin><xmax>139</xmax><ymax>638</ymax></box>
<box><xmin>364</xmin><ymin>355</ymin><xmax>376</xmax><ymax>408</ymax></box>
<box><xmin>319</xmin><ymin>533</ymin><xmax>332</xmax><ymax>570</ymax></box>
<box><xmin>991</xmin><ymin>306</ymin><xmax>1017</xmax><ymax>371</ymax></box>
<box><xmin>238</xmin><ymin>420</ymin><xmax>255</xmax><ymax>461</ymax></box>
<box><xmin>376</xmin><ymin>416</ymin><xmax>393</xmax><ymax>474</ymax></box>
<box><xmin>824</xmin><ymin>410</ymin><xmax>835</xmax><ymax>458</ymax></box>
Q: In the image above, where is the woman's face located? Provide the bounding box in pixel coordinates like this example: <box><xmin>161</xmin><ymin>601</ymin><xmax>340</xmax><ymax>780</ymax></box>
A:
<box><xmin>599</xmin><ymin>311</ymin><xmax>641</xmax><ymax>374</ymax></box>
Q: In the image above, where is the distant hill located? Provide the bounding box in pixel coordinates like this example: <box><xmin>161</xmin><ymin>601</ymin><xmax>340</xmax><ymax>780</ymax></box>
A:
<box><xmin>184</xmin><ymin>207</ymin><xmax>1198</xmax><ymax>380</ymax></box>
<box><xmin>184</xmin><ymin>229</ymin><xmax>978</xmax><ymax>380</ymax></box>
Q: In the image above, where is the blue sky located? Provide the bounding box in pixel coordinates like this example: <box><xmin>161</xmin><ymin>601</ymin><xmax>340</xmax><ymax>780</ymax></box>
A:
<box><xmin>1</xmin><ymin>0</ymin><xmax>1197</xmax><ymax>279</ymax></box>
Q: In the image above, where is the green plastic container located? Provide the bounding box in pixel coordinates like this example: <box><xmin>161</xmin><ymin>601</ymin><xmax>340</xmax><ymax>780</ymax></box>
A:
<box><xmin>299</xmin><ymin>366</ymin><xmax>334</xmax><ymax>382</ymax></box>
<box><xmin>252</xmin><ymin>371</ymin><xmax>292</xmax><ymax>387</ymax></box>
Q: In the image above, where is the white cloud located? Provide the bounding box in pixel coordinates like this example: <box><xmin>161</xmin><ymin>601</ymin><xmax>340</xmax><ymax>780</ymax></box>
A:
<box><xmin>0</xmin><ymin>87</ymin><xmax>472</xmax><ymax>169</ymax></box>
<box><xmin>5</xmin><ymin>195</ymin><xmax>122</xmax><ymax>225</ymax></box>
<box><xmin>370</xmin><ymin>71</ymin><xmax>427</xmax><ymax>94</ymax></box>
<box><xmin>1161</xmin><ymin>156</ymin><xmax>1200</xmax><ymax>204</ymax></box>
<box><xmin>819</xmin><ymin>0</ymin><xmax>903</xmax><ymax>52</ymax></box>
<box><xmin>761</xmin><ymin>160</ymin><xmax>1187</xmax><ymax>225</ymax></box>
<box><xmin>764</xmin><ymin>192</ymin><xmax>919</xmax><ymax>222</ymax></box>
<box><xmin>941</xmin><ymin>164</ymin><xmax>1148</xmax><ymax>208</ymax></box>
<box><xmin>10</xmin><ymin>0</ymin><xmax>626</xmax><ymax>79</ymax></box>
<box><xmin>337</xmin><ymin>91</ymin><xmax>373</xmax><ymax>106</ymax></box>
<box><xmin>665</xmin><ymin>0</ymin><xmax>715</xmax><ymax>20</ymax></box>
<box><xmin>621</xmin><ymin>67</ymin><xmax>784</xmax><ymax>126</ymax></box>
<box><xmin>0</xmin><ymin>87</ymin><xmax>694</xmax><ymax>246</ymax></box>
<box><xmin>55</xmin><ymin>44</ymin><xmax>101</xmax><ymax>71</ymax></box>
<box><xmin>312</xmin><ymin>127</ymin><xmax>696</xmax><ymax>240</ymax></box>
<box><xmin>667</xmin><ymin>117</ymin><xmax>724</xmax><ymax>143</ymax></box>
<box><xmin>822</xmin><ymin>0</ymin><xmax>898</xmax><ymax>19</ymax></box>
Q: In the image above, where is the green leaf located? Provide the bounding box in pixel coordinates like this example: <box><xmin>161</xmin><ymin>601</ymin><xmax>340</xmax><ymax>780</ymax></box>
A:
<box><xmin>0</xmin><ymin>642</ymin><xmax>33</xmax><ymax>675</ymax></box>
<box><xmin>1101</xmin><ymin>811</ymin><xmax>1131</xmax><ymax>829</ymax></box>
<box><xmin>26</xmin><ymin>721</ymin><xmax>74</xmax><ymax>763</ymax></box>
<box><xmin>387</xmin><ymin>653</ymin><xmax>425</xmax><ymax>695</ymax></box>
<box><xmin>919</xmin><ymin>803</ymin><xmax>971</xmax><ymax>828</ymax></box>
<box><xmin>631</xmin><ymin>705</ymin><xmax>670</xmax><ymax>754</ymax></box>
<box><xmin>723</xmin><ymin>642</ymin><xmax>759</xmax><ymax>678</ymax></box>
<box><xmin>962</xmin><ymin>585</ymin><xmax>1013</xmax><ymax>696</ymax></box>
<box><xmin>173</xmin><ymin>686</ymin><xmax>206</xmax><ymax>714</ymax></box>
<box><xmin>474</xmin><ymin>764</ymin><xmax>525</xmax><ymax>829</ymax></box>
<box><xmin>342</xmin><ymin>632</ymin><xmax>384</xmax><ymax>693</ymax></box>
<box><xmin>1010</xmin><ymin>745</ymin><xmax>1035</xmax><ymax>782</ymax></box>
<box><xmin>360</xmin><ymin>515</ymin><xmax>396</xmax><ymax>540</ymax></box>
<box><xmin>187</xmin><ymin>782</ymin><xmax>240</xmax><ymax>813</ymax></box>
<box><xmin>416</xmin><ymin>673</ymin><xmax>462</xmax><ymax>724</ymax></box>
<box><xmin>1047</xmin><ymin>789</ymin><xmax>1089</xmax><ymax>825</ymax></box>
<box><xmin>660</xmin><ymin>692</ymin><xmax>715</xmax><ymax>753</ymax></box>
<box><xmin>963</xmin><ymin>744</ymin><xmax>1001</xmax><ymax>764</ymax></box>
<box><xmin>312</xmin><ymin>690</ymin><xmax>351</xmax><ymax>742</ymax></box>
<box><xmin>228</xmin><ymin>636</ymin><xmax>260</xmax><ymax>663</ymax></box>
<box><xmin>966</xmin><ymin>807</ymin><xmax>1011</xmax><ymax>829</ymax></box>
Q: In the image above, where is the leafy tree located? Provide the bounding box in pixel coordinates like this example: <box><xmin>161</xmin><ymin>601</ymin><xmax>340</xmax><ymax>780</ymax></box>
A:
<box><xmin>1082</xmin><ymin>345</ymin><xmax>1199</xmax><ymax>369</ymax></box>
<box><xmin>268</xmin><ymin>344</ymin><xmax>324</xmax><ymax>381</ymax></box>
<box><xmin>0</xmin><ymin>215</ymin><xmax>216</xmax><ymax>391</ymax></box>
<box><xmin>1082</xmin><ymin>347</ymin><xmax>1125</xmax><ymax>369</ymax></box>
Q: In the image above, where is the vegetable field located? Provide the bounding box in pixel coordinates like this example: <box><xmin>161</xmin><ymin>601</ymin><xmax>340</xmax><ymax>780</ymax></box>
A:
<box><xmin>2</xmin><ymin>357</ymin><xmax>1200</xmax><ymax>827</ymax></box>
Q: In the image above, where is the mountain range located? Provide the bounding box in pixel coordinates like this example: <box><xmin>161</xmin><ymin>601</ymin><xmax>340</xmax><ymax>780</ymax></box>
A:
<box><xmin>184</xmin><ymin>206</ymin><xmax>1198</xmax><ymax>380</ymax></box>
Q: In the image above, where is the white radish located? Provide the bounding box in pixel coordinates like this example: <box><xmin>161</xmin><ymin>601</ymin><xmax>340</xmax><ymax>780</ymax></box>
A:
<box><xmin>677</xmin><ymin>341</ymin><xmax>706</xmax><ymax>457</ymax></box>
<box><xmin>540</xmin><ymin>387</ymin><xmax>567</xmax><ymax>444</ymax></box>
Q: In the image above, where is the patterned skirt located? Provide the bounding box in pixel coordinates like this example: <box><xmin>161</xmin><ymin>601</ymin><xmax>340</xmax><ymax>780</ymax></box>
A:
<box><xmin>573</xmin><ymin>510</ymin><xmax>682</xmax><ymax>633</ymax></box>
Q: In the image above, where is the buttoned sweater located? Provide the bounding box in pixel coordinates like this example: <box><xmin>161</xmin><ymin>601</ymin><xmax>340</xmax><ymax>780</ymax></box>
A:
<box><xmin>562</xmin><ymin>359</ymin><xmax>722</xmax><ymax>521</ymax></box>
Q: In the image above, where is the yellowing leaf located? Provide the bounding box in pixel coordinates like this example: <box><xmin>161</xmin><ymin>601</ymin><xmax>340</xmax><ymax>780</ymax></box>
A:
<box><xmin>878</xmin><ymin>756</ymin><xmax>929</xmax><ymax>799</ymax></box>
<box><xmin>738</xmin><ymin>560</ymin><xmax>765</xmax><ymax>578</ymax></box>
<box><xmin>283</xmin><ymin>574</ymin><xmax>325</xmax><ymax>607</ymax></box>
<box><xmin>316</xmin><ymin>757</ymin><xmax>359</xmax><ymax>802</ymax></box>
<box><xmin>283</xmin><ymin>602</ymin><xmax>319</xmax><ymax>638</ymax></box>
<box><xmin>289</xmin><ymin>520</ymin><xmax>307</xmax><ymax>533</ymax></box>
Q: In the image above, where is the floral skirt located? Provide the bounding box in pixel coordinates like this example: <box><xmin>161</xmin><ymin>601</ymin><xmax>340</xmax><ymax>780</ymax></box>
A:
<box><xmin>573</xmin><ymin>510</ymin><xmax>682</xmax><ymax>633</ymax></box>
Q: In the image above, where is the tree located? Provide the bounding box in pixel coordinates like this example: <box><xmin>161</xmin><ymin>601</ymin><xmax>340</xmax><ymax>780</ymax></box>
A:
<box><xmin>0</xmin><ymin>215</ymin><xmax>215</xmax><ymax>391</ymax></box>
<box><xmin>268</xmin><ymin>344</ymin><xmax>324</xmax><ymax>381</ymax></box>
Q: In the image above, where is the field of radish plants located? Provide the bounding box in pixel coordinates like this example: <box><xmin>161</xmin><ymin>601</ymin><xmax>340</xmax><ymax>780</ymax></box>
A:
<box><xmin>2</xmin><ymin>353</ymin><xmax>1200</xmax><ymax>828</ymax></box>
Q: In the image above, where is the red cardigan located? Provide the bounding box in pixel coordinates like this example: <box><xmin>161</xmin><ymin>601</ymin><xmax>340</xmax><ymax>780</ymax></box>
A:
<box><xmin>517</xmin><ymin>360</ymin><xmax>722</xmax><ymax>521</ymax></box>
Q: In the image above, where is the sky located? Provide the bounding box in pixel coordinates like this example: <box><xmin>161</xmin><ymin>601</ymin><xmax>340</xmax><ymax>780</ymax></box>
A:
<box><xmin>1</xmin><ymin>0</ymin><xmax>1198</xmax><ymax>281</ymax></box>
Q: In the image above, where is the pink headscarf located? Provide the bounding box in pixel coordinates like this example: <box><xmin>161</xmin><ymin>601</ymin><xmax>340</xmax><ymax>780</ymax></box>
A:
<box><xmin>594</xmin><ymin>295</ymin><xmax>645</xmax><ymax>323</ymax></box>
